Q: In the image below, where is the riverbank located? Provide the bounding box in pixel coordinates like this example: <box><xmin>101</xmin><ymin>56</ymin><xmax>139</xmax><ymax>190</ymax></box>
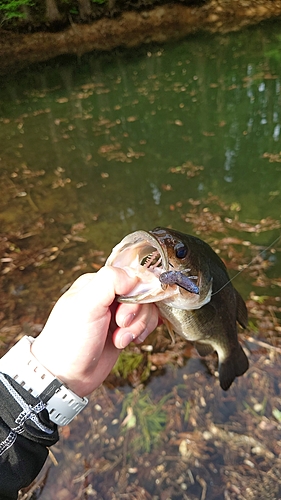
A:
<box><xmin>1</xmin><ymin>0</ymin><xmax>281</xmax><ymax>73</ymax></box>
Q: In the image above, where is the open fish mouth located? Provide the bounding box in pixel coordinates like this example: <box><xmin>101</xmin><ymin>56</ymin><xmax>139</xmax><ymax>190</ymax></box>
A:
<box><xmin>105</xmin><ymin>230</ymin><xmax>200</xmax><ymax>304</ymax></box>
<box><xmin>106</xmin><ymin>230</ymin><xmax>170</xmax><ymax>302</ymax></box>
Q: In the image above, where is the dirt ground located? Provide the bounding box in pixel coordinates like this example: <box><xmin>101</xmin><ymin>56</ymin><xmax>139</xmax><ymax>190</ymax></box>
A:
<box><xmin>1</xmin><ymin>0</ymin><xmax>281</xmax><ymax>73</ymax></box>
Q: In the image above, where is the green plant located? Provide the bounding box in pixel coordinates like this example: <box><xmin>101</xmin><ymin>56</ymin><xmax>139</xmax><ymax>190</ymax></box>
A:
<box><xmin>243</xmin><ymin>396</ymin><xmax>267</xmax><ymax>417</ymax></box>
<box><xmin>112</xmin><ymin>351</ymin><xmax>144</xmax><ymax>379</ymax></box>
<box><xmin>112</xmin><ymin>349</ymin><xmax>151</xmax><ymax>383</ymax></box>
<box><xmin>91</xmin><ymin>0</ymin><xmax>107</xmax><ymax>4</ymax></box>
<box><xmin>0</xmin><ymin>0</ymin><xmax>33</xmax><ymax>20</ymax></box>
<box><xmin>272</xmin><ymin>408</ymin><xmax>281</xmax><ymax>423</ymax></box>
<box><xmin>121</xmin><ymin>388</ymin><xmax>170</xmax><ymax>452</ymax></box>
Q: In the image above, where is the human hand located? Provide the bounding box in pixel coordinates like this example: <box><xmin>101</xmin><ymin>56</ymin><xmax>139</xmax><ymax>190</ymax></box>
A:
<box><xmin>31</xmin><ymin>267</ymin><xmax>158</xmax><ymax>397</ymax></box>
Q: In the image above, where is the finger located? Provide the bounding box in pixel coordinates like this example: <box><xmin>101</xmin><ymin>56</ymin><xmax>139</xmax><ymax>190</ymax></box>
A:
<box><xmin>115</xmin><ymin>302</ymin><xmax>142</xmax><ymax>328</ymax></box>
<box><xmin>113</xmin><ymin>303</ymin><xmax>158</xmax><ymax>349</ymax></box>
<box><xmin>62</xmin><ymin>267</ymin><xmax>139</xmax><ymax>316</ymax></box>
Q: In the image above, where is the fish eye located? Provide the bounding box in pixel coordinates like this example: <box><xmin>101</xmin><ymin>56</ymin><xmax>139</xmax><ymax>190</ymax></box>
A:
<box><xmin>175</xmin><ymin>243</ymin><xmax>188</xmax><ymax>259</ymax></box>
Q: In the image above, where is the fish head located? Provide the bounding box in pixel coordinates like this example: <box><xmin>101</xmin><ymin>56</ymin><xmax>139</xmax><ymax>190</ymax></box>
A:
<box><xmin>106</xmin><ymin>227</ymin><xmax>213</xmax><ymax>309</ymax></box>
<box><xmin>150</xmin><ymin>226</ymin><xmax>204</xmax><ymax>276</ymax></box>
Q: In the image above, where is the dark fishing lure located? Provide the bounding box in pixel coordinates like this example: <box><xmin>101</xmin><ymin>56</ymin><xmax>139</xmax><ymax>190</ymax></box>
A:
<box><xmin>159</xmin><ymin>270</ymin><xmax>199</xmax><ymax>295</ymax></box>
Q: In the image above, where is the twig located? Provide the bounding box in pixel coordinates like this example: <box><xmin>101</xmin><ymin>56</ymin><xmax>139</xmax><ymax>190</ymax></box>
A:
<box><xmin>243</xmin><ymin>335</ymin><xmax>281</xmax><ymax>354</ymax></box>
<box><xmin>196</xmin><ymin>475</ymin><xmax>207</xmax><ymax>500</ymax></box>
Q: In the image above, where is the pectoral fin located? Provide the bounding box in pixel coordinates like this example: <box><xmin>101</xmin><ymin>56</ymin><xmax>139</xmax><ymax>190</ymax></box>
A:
<box><xmin>163</xmin><ymin>319</ymin><xmax>176</xmax><ymax>344</ymax></box>
<box><xmin>194</xmin><ymin>342</ymin><xmax>214</xmax><ymax>357</ymax></box>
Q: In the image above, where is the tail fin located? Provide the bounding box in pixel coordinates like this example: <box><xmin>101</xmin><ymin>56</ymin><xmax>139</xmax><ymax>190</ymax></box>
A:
<box><xmin>219</xmin><ymin>344</ymin><xmax>249</xmax><ymax>391</ymax></box>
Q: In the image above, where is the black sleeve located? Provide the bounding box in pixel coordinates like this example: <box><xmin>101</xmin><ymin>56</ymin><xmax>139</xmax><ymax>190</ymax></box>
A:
<box><xmin>0</xmin><ymin>373</ymin><xmax>59</xmax><ymax>500</ymax></box>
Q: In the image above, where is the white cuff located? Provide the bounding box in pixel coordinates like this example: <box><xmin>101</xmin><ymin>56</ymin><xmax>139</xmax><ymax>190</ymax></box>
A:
<box><xmin>0</xmin><ymin>336</ymin><xmax>88</xmax><ymax>426</ymax></box>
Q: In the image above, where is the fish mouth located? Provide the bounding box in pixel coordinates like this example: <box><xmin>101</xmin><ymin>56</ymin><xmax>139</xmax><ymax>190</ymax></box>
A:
<box><xmin>106</xmin><ymin>229</ymin><xmax>204</xmax><ymax>307</ymax></box>
<box><xmin>106</xmin><ymin>230</ymin><xmax>170</xmax><ymax>302</ymax></box>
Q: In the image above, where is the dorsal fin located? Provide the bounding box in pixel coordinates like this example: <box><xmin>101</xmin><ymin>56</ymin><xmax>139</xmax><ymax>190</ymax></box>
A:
<box><xmin>235</xmin><ymin>289</ymin><xmax>248</xmax><ymax>328</ymax></box>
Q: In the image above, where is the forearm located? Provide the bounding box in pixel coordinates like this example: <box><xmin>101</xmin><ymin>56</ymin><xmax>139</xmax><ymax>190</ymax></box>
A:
<box><xmin>0</xmin><ymin>331</ymin><xmax>89</xmax><ymax>499</ymax></box>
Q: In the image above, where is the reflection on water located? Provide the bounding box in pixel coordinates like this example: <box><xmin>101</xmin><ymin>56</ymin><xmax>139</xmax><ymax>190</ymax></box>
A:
<box><xmin>1</xmin><ymin>22</ymin><xmax>281</xmax><ymax>500</ymax></box>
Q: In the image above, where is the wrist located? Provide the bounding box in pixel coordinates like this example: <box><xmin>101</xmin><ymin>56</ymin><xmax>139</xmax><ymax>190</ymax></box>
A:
<box><xmin>0</xmin><ymin>336</ymin><xmax>88</xmax><ymax>425</ymax></box>
<box><xmin>31</xmin><ymin>337</ymin><xmax>86</xmax><ymax>397</ymax></box>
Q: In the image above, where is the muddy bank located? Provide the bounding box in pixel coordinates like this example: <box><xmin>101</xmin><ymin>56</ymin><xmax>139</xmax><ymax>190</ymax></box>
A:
<box><xmin>1</xmin><ymin>0</ymin><xmax>281</xmax><ymax>73</ymax></box>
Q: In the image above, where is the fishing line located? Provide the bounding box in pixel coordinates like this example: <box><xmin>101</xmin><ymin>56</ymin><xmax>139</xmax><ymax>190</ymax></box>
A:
<box><xmin>211</xmin><ymin>233</ymin><xmax>281</xmax><ymax>296</ymax></box>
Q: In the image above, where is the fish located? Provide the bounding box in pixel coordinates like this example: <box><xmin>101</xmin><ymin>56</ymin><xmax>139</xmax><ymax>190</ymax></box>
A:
<box><xmin>106</xmin><ymin>227</ymin><xmax>249</xmax><ymax>390</ymax></box>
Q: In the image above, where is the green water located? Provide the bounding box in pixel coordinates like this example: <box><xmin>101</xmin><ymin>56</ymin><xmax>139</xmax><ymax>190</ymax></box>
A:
<box><xmin>1</xmin><ymin>22</ymin><xmax>281</xmax><ymax>500</ymax></box>
<box><xmin>1</xmin><ymin>27</ymin><xmax>281</xmax><ymax>250</ymax></box>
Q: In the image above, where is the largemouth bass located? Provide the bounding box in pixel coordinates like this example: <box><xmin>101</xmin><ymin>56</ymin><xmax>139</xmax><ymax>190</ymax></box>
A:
<box><xmin>106</xmin><ymin>227</ymin><xmax>249</xmax><ymax>390</ymax></box>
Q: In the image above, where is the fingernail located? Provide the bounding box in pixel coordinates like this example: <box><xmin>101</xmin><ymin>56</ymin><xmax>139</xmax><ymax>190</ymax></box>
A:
<box><xmin>120</xmin><ymin>332</ymin><xmax>135</xmax><ymax>349</ymax></box>
<box><xmin>136</xmin><ymin>328</ymin><xmax>149</xmax><ymax>344</ymax></box>
<box><xmin>123</xmin><ymin>313</ymin><xmax>136</xmax><ymax>328</ymax></box>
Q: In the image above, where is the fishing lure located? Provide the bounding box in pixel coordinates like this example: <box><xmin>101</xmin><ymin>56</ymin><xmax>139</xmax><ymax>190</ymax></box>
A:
<box><xmin>159</xmin><ymin>270</ymin><xmax>199</xmax><ymax>294</ymax></box>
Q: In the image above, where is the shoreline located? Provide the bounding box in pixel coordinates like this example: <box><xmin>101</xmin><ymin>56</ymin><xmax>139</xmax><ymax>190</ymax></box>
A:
<box><xmin>1</xmin><ymin>1</ymin><xmax>281</xmax><ymax>73</ymax></box>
